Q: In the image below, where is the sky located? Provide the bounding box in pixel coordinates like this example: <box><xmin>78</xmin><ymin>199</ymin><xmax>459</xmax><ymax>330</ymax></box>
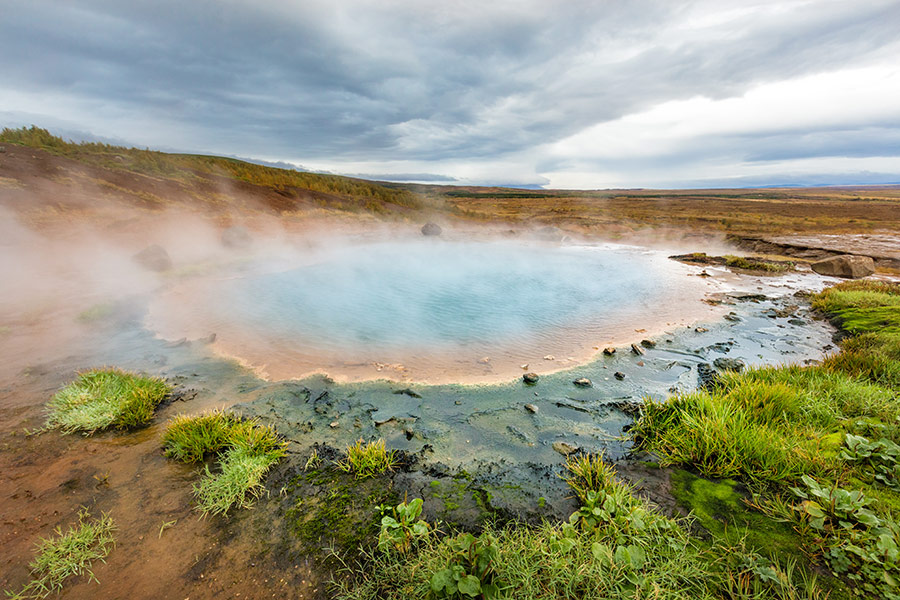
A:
<box><xmin>2</xmin><ymin>0</ymin><xmax>899</xmax><ymax>189</ymax></box>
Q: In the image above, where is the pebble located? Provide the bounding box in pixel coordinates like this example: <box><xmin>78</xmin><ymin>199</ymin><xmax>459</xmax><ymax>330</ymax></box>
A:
<box><xmin>603</xmin><ymin>347</ymin><xmax>616</xmax><ymax>355</ymax></box>
<box><xmin>631</xmin><ymin>343</ymin><xmax>645</xmax><ymax>356</ymax></box>
<box><xmin>524</xmin><ymin>404</ymin><xmax>538</xmax><ymax>414</ymax></box>
<box><xmin>614</xmin><ymin>372</ymin><xmax>626</xmax><ymax>380</ymax></box>
<box><xmin>573</xmin><ymin>377</ymin><xmax>592</xmax><ymax>387</ymax></box>
<box><xmin>523</xmin><ymin>372</ymin><xmax>540</xmax><ymax>384</ymax></box>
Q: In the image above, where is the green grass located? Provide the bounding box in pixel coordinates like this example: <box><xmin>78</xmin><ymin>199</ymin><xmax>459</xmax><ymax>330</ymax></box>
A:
<box><xmin>724</xmin><ymin>255</ymin><xmax>794</xmax><ymax>272</ymax></box>
<box><xmin>338</xmin><ymin>438</ymin><xmax>398</xmax><ymax>479</ymax></box>
<box><xmin>334</xmin><ymin>456</ymin><xmax>825</xmax><ymax>599</ymax></box>
<box><xmin>46</xmin><ymin>368</ymin><xmax>170</xmax><ymax>434</ymax></box>
<box><xmin>630</xmin><ymin>280</ymin><xmax>900</xmax><ymax>597</ymax></box>
<box><xmin>6</xmin><ymin>509</ymin><xmax>116</xmax><ymax>599</ymax></box>
<box><xmin>162</xmin><ymin>410</ymin><xmax>287</xmax><ymax>516</ymax></box>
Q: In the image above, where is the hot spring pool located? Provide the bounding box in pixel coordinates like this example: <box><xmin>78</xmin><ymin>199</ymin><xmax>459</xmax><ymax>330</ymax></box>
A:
<box><xmin>149</xmin><ymin>238</ymin><xmax>717</xmax><ymax>382</ymax></box>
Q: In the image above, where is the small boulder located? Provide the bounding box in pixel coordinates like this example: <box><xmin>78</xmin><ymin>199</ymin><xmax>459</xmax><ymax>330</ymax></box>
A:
<box><xmin>524</xmin><ymin>403</ymin><xmax>539</xmax><ymax>414</ymax></box>
<box><xmin>614</xmin><ymin>371</ymin><xmax>626</xmax><ymax>380</ymax></box>
<box><xmin>523</xmin><ymin>372</ymin><xmax>540</xmax><ymax>385</ymax></box>
<box><xmin>221</xmin><ymin>226</ymin><xmax>252</xmax><ymax>249</ymax></box>
<box><xmin>713</xmin><ymin>357</ymin><xmax>745</xmax><ymax>372</ymax></box>
<box><xmin>0</xmin><ymin>146</ymin><xmax>6</xmax><ymax>153</ymax></box>
<box><xmin>552</xmin><ymin>441</ymin><xmax>578</xmax><ymax>456</ymax></box>
<box><xmin>631</xmin><ymin>343</ymin><xmax>645</xmax><ymax>356</ymax></box>
<box><xmin>421</xmin><ymin>222</ymin><xmax>442</xmax><ymax>236</ymax></box>
<box><xmin>602</xmin><ymin>347</ymin><xmax>616</xmax><ymax>356</ymax></box>
<box><xmin>132</xmin><ymin>244</ymin><xmax>172</xmax><ymax>271</ymax></box>
<box><xmin>811</xmin><ymin>255</ymin><xmax>875</xmax><ymax>279</ymax></box>
<box><xmin>573</xmin><ymin>377</ymin><xmax>592</xmax><ymax>388</ymax></box>
<box><xmin>640</xmin><ymin>339</ymin><xmax>656</xmax><ymax>348</ymax></box>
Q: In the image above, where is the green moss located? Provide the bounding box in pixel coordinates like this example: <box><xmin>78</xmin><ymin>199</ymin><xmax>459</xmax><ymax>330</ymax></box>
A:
<box><xmin>286</xmin><ymin>466</ymin><xmax>398</xmax><ymax>561</ymax></box>
<box><xmin>670</xmin><ymin>470</ymin><xmax>800</xmax><ymax>558</ymax></box>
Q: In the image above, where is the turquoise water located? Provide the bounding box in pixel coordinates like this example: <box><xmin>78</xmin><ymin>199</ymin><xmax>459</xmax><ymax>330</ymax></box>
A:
<box><xmin>216</xmin><ymin>240</ymin><xmax>686</xmax><ymax>353</ymax></box>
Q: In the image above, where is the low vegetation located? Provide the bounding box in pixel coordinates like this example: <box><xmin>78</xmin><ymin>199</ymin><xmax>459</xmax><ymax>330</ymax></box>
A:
<box><xmin>671</xmin><ymin>252</ymin><xmax>794</xmax><ymax>273</ymax></box>
<box><xmin>335</xmin><ymin>455</ymin><xmax>824</xmax><ymax>599</ymax></box>
<box><xmin>6</xmin><ymin>509</ymin><xmax>116</xmax><ymax>599</ymax></box>
<box><xmin>46</xmin><ymin>368</ymin><xmax>169</xmax><ymax>434</ymax></box>
<box><xmin>632</xmin><ymin>279</ymin><xmax>900</xmax><ymax>598</ymax></box>
<box><xmin>162</xmin><ymin>410</ymin><xmax>287</xmax><ymax>516</ymax></box>
<box><xmin>338</xmin><ymin>438</ymin><xmax>398</xmax><ymax>479</ymax></box>
<box><xmin>0</xmin><ymin>126</ymin><xmax>423</xmax><ymax>213</ymax></box>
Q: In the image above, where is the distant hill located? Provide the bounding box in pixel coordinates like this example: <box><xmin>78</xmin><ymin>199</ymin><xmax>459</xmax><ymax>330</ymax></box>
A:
<box><xmin>2</xmin><ymin>126</ymin><xmax>899</xmax><ymax>236</ymax></box>
<box><xmin>0</xmin><ymin>126</ymin><xmax>427</xmax><ymax>221</ymax></box>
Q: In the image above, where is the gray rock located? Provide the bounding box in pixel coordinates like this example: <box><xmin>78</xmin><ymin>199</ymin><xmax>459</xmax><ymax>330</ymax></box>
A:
<box><xmin>573</xmin><ymin>377</ymin><xmax>592</xmax><ymax>388</ymax></box>
<box><xmin>614</xmin><ymin>371</ymin><xmax>626</xmax><ymax>380</ymax></box>
<box><xmin>524</xmin><ymin>403</ymin><xmax>539</xmax><ymax>414</ymax></box>
<box><xmin>523</xmin><ymin>372</ymin><xmax>539</xmax><ymax>384</ymax></box>
<box><xmin>631</xmin><ymin>343</ymin><xmax>645</xmax><ymax>356</ymax></box>
<box><xmin>132</xmin><ymin>244</ymin><xmax>172</xmax><ymax>271</ymax></box>
<box><xmin>640</xmin><ymin>339</ymin><xmax>656</xmax><ymax>348</ymax></box>
<box><xmin>713</xmin><ymin>357</ymin><xmax>746</xmax><ymax>372</ymax></box>
<box><xmin>602</xmin><ymin>347</ymin><xmax>616</xmax><ymax>356</ymax></box>
<box><xmin>421</xmin><ymin>222</ymin><xmax>442</xmax><ymax>236</ymax></box>
<box><xmin>221</xmin><ymin>226</ymin><xmax>253</xmax><ymax>249</ymax></box>
<box><xmin>552</xmin><ymin>441</ymin><xmax>578</xmax><ymax>456</ymax></box>
<box><xmin>811</xmin><ymin>255</ymin><xmax>875</xmax><ymax>279</ymax></box>
<box><xmin>0</xmin><ymin>146</ymin><xmax>6</xmax><ymax>153</ymax></box>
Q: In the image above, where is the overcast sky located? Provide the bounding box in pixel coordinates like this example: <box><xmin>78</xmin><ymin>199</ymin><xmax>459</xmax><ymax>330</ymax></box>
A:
<box><xmin>2</xmin><ymin>0</ymin><xmax>899</xmax><ymax>188</ymax></box>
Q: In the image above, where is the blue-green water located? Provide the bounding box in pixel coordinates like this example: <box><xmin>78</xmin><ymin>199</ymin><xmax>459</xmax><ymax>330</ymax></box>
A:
<box><xmin>208</xmin><ymin>239</ymin><xmax>697</xmax><ymax>356</ymax></box>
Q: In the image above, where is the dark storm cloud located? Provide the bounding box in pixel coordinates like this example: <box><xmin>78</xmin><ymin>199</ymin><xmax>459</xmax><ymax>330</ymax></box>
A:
<box><xmin>1</xmin><ymin>0</ymin><xmax>899</xmax><ymax>185</ymax></box>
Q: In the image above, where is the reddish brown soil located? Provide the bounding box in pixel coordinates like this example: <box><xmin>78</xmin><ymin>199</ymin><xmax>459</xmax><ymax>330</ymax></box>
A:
<box><xmin>0</xmin><ymin>365</ymin><xmax>324</xmax><ymax>600</ymax></box>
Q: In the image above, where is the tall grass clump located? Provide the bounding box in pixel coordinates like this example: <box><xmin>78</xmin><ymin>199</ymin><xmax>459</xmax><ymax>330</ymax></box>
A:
<box><xmin>162</xmin><ymin>410</ymin><xmax>286</xmax><ymax>516</ymax></box>
<box><xmin>46</xmin><ymin>368</ymin><xmax>169</xmax><ymax>434</ymax></box>
<box><xmin>338</xmin><ymin>438</ymin><xmax>398</xmax><ymax>479</ymax></box>
<box><xmin>6</xmin><ymin>509</ymin><xmax>116</xmax><ymax>599</ymax></box>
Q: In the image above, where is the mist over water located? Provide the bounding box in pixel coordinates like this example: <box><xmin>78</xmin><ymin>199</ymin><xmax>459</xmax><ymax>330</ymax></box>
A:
<box><xmin>228</xmin><ymin>241</ymin><xmax>676</xmax><ymax>348</ymax></box>
<box><xmin>150</xmin><ymin>238</ymin><xmax>714</xmax><ymax>382</ymax></box>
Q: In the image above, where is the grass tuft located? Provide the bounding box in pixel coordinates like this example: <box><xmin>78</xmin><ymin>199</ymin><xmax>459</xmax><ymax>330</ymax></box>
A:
<box><xmin>6</xmin><ymin>509</ymin><xmax>116</xmax><ymax>599</ymax></box>
<box><xmin>162</xmin><ymin>410</ymin><xmax>286</xmax><ymax>516</ymax></box>
<box><xmin>46</xmin><ymin>368</ymin><xmax>169</xmax><ymax>434</ymax></box>
<box><xmin>338</xmin><ymin>439</ymin><xmax>398</xmax><ymax>479</ymax></box>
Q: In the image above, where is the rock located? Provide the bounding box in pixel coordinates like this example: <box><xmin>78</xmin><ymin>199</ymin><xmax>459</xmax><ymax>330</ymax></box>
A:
<box><xmin>713</xmin><ymin>357</ymin><xmax>745</xmax><ymax>372</ymax></box>
<box><xmin>393</xmin><ymin>388</ymin><xmax>422</xmax><ymax>398</ymax></box>
<box><xmin>523</xmin><ymin>372</ymin><xmax>540</xmax><ymax>384</ymax></box>
<box><xmin>573</xmin><ymin>378</ymin><xmax>592</xmax><ymax>388</ymax></box>
<box><xmin>630</xmin><ymin>343</ymin><xmax>645</xmax><ymax>356</ymax></box>
<box><xmin>724</xmin><ymin>313</ymin><xmax>741</xmax><ymax>322</ymax></box>
<box><xmin>552</xmin><ymin>441</ymin><xmax>578</xmax><ymax>456</ymax></box>
<box><xmin>695</xmin><ymin>327</ymin><xmax>709</xmax><ymax>333</ymax></box>
<box><xmin>221</xmin><ymin>226</ymin><xmax>252</xmax><ymax>249</ymax></box>
<box><xmin>329</xmin><ymin>421</ymin><xmax>339</xmax><ymax>428</ymax></box>
<box><xmin>524</xmin><ymin>403</ymin><xmax>538</xmax><ymax>414</ymax></box>
<box><xmin>0</xmin><ymin>146</ymin><xmax>6</xmax><ymax>153</ymax></box>
<box><xmin>788</xmin><ymin>318</ymin><xmax>806</xmax><ymax>326</ymax></box>
<box><xmin>602</xmin><ymin>347</ymin><xmax>616</xmax><ymax>356</ymax></box>
<box><xmin>641</xmin><ymin>339</ymin><xmax>656</xmax><ymax>348</ymax></box>
<box><xmin>132</xmin><ymin>244</ymin><xmax>172</xmax><ymax>271</ymax></box>
<box><xmin>697</xmin><ymin>363</ymin><xmax>719</xmax><ymax>390</ymax></box>
<box><xmin>614</xmin><ymin>371</ymin><xmax>626</xmax><ymax>380</ymax></box>
<box><xmin>811</xmin><ymin>255</ymin><xmax>875</xmax><ymax>279</ymax></box>
<box><xmin>421</xmin><ymin>222</ymin><xmax>442</xmax><ymax>236</ymax></box>
<box><xmin>520</xmin><ymin>364</ymin><xmax>529</xmax><ymax>370</ymax></box>
<box><xmin>199</xmin><ymin>333</ymin><xmax>217</xmax><ymax>344</ymax></box>
<box><xmin>543</xmin><ymin>355</ymin><xmax>555</xmax><ymax>361</ymax></box>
